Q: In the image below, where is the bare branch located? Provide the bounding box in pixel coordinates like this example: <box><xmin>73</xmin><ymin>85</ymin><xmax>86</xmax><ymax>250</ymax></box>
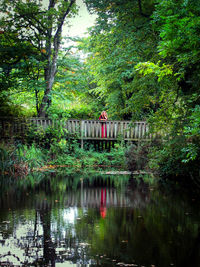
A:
<box><xmin>54</xmin><ymin>0</ymin><xmax>76</xmax><ymax>44</ymax></box>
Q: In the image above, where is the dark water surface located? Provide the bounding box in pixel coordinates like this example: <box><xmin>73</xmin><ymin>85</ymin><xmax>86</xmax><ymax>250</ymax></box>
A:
<box><xmin>0</xmin><ymin>172</ymin><xmax>200</xmax><ymax>267</ymax></box>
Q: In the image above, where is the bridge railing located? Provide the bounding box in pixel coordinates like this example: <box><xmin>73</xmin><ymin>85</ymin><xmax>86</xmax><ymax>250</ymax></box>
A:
<box><xmin>0</xmin><ymin>117</ymin><xmax>152</xmax><ymax>140</ymax></box>
<box><xmin>80</xmin><ymin>120</ymin><xmax>151</xmax><ymax>140</ymax></box>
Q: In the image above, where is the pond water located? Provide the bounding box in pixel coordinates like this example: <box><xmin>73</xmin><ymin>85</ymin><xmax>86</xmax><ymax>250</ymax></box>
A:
<box><xmin>0</xmin><ymin>172</ymin><xmax>200</xmax><ymax>267</ymax></box>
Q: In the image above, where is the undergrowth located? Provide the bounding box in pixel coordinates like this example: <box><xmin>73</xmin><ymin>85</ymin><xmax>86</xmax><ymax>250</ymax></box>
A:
<box><xmin>0</xmin><ymin>139</ymin><xmax>127</xmax><ymax>176</ymax></box>
<box><xmin>0</xmin><ymin>142</ymin><xmax>47</xmax><ymax>176</ymax></box>
<box><xmin>49</xmin><ymin>140</ymin><xmax>126</xmax><ymax>169</ymax></box>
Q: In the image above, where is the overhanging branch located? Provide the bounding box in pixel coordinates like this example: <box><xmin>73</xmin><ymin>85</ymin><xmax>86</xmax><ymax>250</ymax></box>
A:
<box><xmin>54</xmin><ymin>0</ymin><xmax>76</xmax><ymax>44</ymax></box>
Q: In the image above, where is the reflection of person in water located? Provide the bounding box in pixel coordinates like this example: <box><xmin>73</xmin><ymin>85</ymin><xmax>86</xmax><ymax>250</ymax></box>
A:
<box><xmin>100</xmin><ymin>188</ymin><xmax>107</xmax><ymax>219</ymax></box>
<box><xmin>99</xmin><ymin>111</ymin><xmax>108</xmax><ymax>138</ymax></box>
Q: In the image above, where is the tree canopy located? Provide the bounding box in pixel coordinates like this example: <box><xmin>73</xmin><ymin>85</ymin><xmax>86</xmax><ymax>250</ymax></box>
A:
<box><xmin>0</xmin><ymin>0</ymin><xmax>77</xmax><ymax>117</ymax></box>
<box><xmin>0</xmin><ymin>0</ymin><xmax>200</xmax><ymax>183</ymax></box>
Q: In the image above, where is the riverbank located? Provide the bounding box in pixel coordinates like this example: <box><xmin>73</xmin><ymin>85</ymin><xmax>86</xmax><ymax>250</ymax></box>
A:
<box><xmin>0</xmin><ymin>141</ymin><xmax>128</xmax><ymax>176</ymax></box>
<box><xmin>1</xmin><ymin>139</ymin><xmax>200</xmax><ymax>196</ymax></box>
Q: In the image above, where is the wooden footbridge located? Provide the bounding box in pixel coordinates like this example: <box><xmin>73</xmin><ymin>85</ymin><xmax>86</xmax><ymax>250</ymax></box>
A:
<box><xmin>0</xmin><ymin>117</ymin><xmax>153</xmax><ymax>147</ymax></box>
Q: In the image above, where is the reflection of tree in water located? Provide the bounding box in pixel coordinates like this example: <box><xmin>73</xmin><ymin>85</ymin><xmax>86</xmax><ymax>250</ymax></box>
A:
<box><xmin>184</xmin><ymin>227</ymin><xmax>200</xmax><ymax>267</ymax></box>
<box><xmin>39</xmin><ymin>207</ymin><xmax>56</xmax><ymax>266</ymax></box>
<box><xmin>0</xmin><ymin>174</ymin><xmax>200</xmax><ymax>266</ymax></box>
<box><xmin>125</xmin><ymin>176</ymin><xmax>150</xmax><ymax>209</ymax></box>
<box><xmin>85</xmin><ymin>178</ymin><xmax>200</xmax><ymax>267</ymax></box>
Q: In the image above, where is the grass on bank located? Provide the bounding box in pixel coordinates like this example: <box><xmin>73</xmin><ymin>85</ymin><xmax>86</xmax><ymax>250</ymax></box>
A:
<box><xmin>0</xmin><ymin>141</ymin><xmax>127</xmax><ymax>176</ymax></box>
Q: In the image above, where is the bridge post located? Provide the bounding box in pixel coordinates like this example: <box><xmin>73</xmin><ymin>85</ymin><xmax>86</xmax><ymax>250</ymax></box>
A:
<box><xmin>81</xmin><ymin>120</ymin><xmax>84</xmax><ymax>149</ymax></box>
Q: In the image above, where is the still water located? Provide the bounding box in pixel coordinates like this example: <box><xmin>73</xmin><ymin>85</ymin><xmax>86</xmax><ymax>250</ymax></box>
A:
<box><xmin>0</xmin><ymin>172</ymin><xmax>199</xmax><ymax>267</ymax></box>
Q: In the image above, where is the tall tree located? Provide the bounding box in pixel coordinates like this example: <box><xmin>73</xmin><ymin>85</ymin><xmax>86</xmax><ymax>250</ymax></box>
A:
<box><xmin>83</xmin><ymin>0</ymin><xmax>158</xmax><ymax>119</ymax></box>
<box><xmin>0</xmin><ymin>0</ymin><xmax>77</xmax><ymax>117</ymax></box>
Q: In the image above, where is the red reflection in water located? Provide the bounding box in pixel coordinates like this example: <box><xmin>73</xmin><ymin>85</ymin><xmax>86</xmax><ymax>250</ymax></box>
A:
<box><xmin>100</xmin><ymin>189</ymin><xmax>107</xmax><ymax>218</ymax></box>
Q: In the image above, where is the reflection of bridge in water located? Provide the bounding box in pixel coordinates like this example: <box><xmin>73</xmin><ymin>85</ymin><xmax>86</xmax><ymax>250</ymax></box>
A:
<box><xmin>0</xmin><ymin>179</ymin><xmax>150</xmax><ymax>211</ymax></box>
<box><xmin>36</xmin><ymin>185</ymin><xmax>150</xmax><ymax>211</ymax></box>
<box><xmin>0</xmin><ymin>178</ymin><xmax>151</xmax><ymax>266</ymax></box>
<box><xmin>72</xmin><ymin>188</ymin><xmax>131</xmax><ymax>208</ymax></box>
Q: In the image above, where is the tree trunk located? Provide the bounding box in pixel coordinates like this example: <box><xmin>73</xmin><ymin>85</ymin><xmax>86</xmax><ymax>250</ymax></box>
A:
<box><xmin>38</xmin><ymin>71</ymin><xmax>55</xmax><ymax>117</ymax></box>
<box><xmin>38</xmin><ymin>42</ymin><xmax>58</xmax><ymax>117</ymax></box>
<box><xmin>37</xmin><ymin>0</ymin><xmax>76</xmax><ymax>117</ymax></box>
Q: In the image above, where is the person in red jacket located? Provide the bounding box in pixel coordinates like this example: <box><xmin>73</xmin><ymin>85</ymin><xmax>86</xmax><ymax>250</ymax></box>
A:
<box><xmin>99</xmin><ymin>111</ymin><xmax>108</xmax><ymax>138</ymax></box>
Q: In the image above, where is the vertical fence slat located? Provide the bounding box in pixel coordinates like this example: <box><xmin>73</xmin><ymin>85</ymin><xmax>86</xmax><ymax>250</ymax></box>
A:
<box><xmin>81</xmin><ymin>120</ymin><xmax>84</xmax><ymax>148</ymax></box>
<box><xmin>96</xmin><ymin>122</ymin><xmax>99</xmax><ymax>138</ymax></box>
<box><xmin>92</xmin><ymin>121</ymin><xmax>95</xmax><ymax>138</ymax></box>
<box><xmin>107</xmin><ymin>122</ymin><xmax>110</xmax><ymax>138</ymax></box>
<box><xmin>84</xmin><ymin>121</ymin><xmax>87</xmax><ymax>137</ymax></box>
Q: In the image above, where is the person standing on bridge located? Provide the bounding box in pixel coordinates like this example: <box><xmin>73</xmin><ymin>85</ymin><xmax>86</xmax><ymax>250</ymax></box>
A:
<box><xmin>99</xmin><ymin>111</ymin><xmax>108</xmax><ymax>138</ymax></box>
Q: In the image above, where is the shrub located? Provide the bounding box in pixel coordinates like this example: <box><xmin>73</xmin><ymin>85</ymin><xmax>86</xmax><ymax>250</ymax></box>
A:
<box><xmin>0</xmin><ymin>142</ymin><xmax>47</xmax><ymax>176</ymax></box>
<box><xmin>148</xmin><ymin>135</ymin><xmax>200</xmax><ymax>188</ymax></box>
<box><xmin>16</xmin><ymin>143</ymin><xmax>46</xmax><ymax>169</ymax></box>
<box><xmin>25</xmin><ymin>122</ymin><xmax>70</xmax><ymax>149</ymax></box>
<box><xmin>125</xmin><ymin>142</ymin><xmax>150</xmax><ymax>171</ymax></box>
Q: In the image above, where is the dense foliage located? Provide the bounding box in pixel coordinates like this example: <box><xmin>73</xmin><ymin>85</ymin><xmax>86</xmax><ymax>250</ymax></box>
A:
<box><xmin>0</xmin><ymin>0</ymin><xmax>78</xmax><ymax>117</ymax></box>
<box><xmin>81</xmin><ymin>0</ymin><xmax>200</xmax><ymax>187</ymax></box>
<box><xmin>0</xmin><ymin>0</ymin><xmax>200</xmax><ymax>188</ymax></box>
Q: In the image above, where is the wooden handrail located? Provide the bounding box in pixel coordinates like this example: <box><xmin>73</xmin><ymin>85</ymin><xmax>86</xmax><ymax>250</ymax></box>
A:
<box><xmin>0</xmin><ymin>117</ymin><xmax>152</xmax><ymax>141</ymax></box>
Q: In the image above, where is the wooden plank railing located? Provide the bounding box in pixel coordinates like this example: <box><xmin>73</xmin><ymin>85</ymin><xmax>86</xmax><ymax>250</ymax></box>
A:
<box><xmin>80</xmin><ymin>120</ymin><xmax>152</xmax><ymax>140</ymax></box>
<box><xmin>0</xmin><ymin>118</ymin><xmax>152</xmax><ymax>141</ymax></box>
